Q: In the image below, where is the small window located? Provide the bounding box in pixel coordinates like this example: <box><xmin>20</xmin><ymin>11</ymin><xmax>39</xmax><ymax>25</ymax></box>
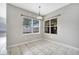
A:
<box><xmin>23</xmin><ymin>18</ymin><xmax>32</xmax><ymax>34</ymax></box>
<box><xmin>45</xmin><ymin>20</ymin><xmax>49</xmax><ymax>26</ymax></box>
<box><xmin>51</xmin><ymin>19</ymin><xmax>57</xmax><ymax>34</ymax></box>
<box><xmin>23</xmin><ymin>18</ymin><xmax>40</xmax><ymax>34</ymax></box>
<box><xmin>33</xmin><ymin>20</ymin><xmax>39</xmax><ymax>33</ymax></box>
<box><xmin>33</xmin><ymin>20</ymin><xmax>39</xmax><ymax>27</ymax></box>
<box><xmin>45</xmin><ymin>27</ymin><xmax>49</xmax><ymax>33</ymax></box>
<box><xmin>33</xmin><ymin>27</ymin><xmax>39</xmax><ymax>33</ymax></box>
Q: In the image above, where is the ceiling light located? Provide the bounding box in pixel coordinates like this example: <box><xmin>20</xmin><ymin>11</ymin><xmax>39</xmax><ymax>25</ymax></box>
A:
<box><xmin>37</xmin><ymin>6</ymin><xmax>42</xmax><ymax>20</ymax></box>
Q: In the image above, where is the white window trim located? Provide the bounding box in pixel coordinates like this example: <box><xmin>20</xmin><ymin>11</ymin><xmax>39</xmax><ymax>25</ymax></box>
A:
<box><xmin>44</xmin><ymin>17</ymin><xmax>57</xmax><ymax>34</ymax></box>
<box><xmin>23</xmin><ymin>17</ymin><xmax>40</xmax><ymax>35</ymax></box>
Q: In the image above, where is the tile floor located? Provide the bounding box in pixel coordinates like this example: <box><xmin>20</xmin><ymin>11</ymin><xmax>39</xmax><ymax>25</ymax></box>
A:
<box><xmin>8</xmin><ymin>39</ymin><xmax>79</xmax><ymax>55</ymax></box>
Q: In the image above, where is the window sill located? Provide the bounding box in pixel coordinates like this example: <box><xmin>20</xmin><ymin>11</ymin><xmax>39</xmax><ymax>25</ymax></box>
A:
<box><xmin>23</xmin><ymin>33</ymin><xmax>40</xmax><ymax>35</ymax></box>
<box><xmin>44</xmin><ymin>33</ymin><xmax>57</xmax><ymax>35</ymax></box>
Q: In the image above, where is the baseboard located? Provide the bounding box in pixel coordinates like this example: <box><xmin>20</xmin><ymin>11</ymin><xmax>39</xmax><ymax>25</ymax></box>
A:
<box><xmin>8</xmin><ymin>38</ymin><xmax>42</xmax><ymax>48</ymax></box>
<box><xmin>44</xmin><ymin>38</ymin><xmax>79</xmax><ymax>51</ymax></box>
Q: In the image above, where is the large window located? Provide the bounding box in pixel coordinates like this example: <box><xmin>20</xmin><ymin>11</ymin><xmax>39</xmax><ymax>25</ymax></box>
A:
<box><xmin>44</xmin><ymin>18</ymin><xmax>57</xmax><ymax>34</ymax></box>
<box><xmin>23</xmin><ymin>18</ymin><xmax>40</xmax><ymax>34</ymax></box>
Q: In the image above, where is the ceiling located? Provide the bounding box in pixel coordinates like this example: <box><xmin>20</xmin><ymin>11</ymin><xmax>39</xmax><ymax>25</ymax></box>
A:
<box><xmin>10</xmin><ymin>3</ymin><xmax>70</xmax><ymax>16</ymax></box>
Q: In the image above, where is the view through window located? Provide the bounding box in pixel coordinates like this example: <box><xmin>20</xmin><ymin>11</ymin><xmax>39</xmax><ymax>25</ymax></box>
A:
<box><xmin>45</xmin><ymin>18</ymin><xmax>57</xmax><ymax>34</ymax></box>
<box><xmin>23</xmin><ymin>18</ymin><xmax>40</xmax><ymax>34</ymax></box>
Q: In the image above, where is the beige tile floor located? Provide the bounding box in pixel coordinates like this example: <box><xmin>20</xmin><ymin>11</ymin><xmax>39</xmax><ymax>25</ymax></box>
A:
<box><xmin>8</xmin><ymin>39</ymin><xmax>79</xmax><ymax>55</ymax></box>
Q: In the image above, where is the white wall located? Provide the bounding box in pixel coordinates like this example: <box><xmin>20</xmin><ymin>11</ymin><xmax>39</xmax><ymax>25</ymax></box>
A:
<box><xmin>7</xmin><ymin>4</ymin><xmax>43</xmax><ymax>47</ymax></box>
<box><xmin>0</xmin><ymin>3</ymin><xmax>6</xmax><ymax>18</ymax></box>
<box><xmin>43</xmin><ymin>4</ymin><xmax>79</xmax><ymax>49</ymax></box>
<box><xmin>0</xmin><ymin>3</ymin><xmax>6</xmax><ymax>25</ymax></box>
<box><xmin>0</xmin><ymin>3</ymin><xmax>6</xmax><ymax>31</ymax></box>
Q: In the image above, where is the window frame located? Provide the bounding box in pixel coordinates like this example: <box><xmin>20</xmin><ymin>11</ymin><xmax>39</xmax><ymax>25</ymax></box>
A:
<box><xmin>23</xmin><ymin>17</ymin><xmax>40</xmax><ymax>35</ymax></box>
<box><xmin>44</xmin><ymin>17</ymin><xmax>57</xmax><ymax>34</ymax></box>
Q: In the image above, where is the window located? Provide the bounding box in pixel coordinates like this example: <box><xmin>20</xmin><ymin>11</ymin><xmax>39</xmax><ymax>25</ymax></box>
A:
<box><xmin>44</xmin><ymin>18</ymin><xmax>57</xmax><ymax>34</ymax></box>
<box><xmin>23</xmin><ymin>18</ymin><xmax>40</xmax><ymax>34</ymax></box>
<box><xmin>45</xmin><ymin>20</ymin><xmax>49</xmax><ymax>33</ymax></box>
<box><xmin>33</xmin><ymin>20</ymin><xmax>39</xmax><ymax>33</ymax></box>
<box><xmin>51</xmin><ymin>18</ymin><xmax>57</xmax><ymax>34</ymax></box>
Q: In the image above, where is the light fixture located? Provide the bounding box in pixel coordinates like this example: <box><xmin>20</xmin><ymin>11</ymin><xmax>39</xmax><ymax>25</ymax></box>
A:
<box><xmin>37</xmin><ymin>6</ymin><xmax>42</xmax><ymax>20</ymax></box>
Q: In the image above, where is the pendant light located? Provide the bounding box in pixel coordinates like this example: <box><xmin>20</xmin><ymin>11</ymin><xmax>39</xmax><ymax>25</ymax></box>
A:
<box><xmin>37</xmin><ymin>6</ymin><xmax>42</xmax><ymax>20</ymax></box>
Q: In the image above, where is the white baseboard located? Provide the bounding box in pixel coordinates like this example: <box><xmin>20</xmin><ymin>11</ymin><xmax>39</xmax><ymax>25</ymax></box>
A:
<box><xmin>44</xmin><ymin>38</ymin><xmax>79</xmax><ymax>51</ymax></box>
<box><xmin>8</xmin><ymin>38</ymin><xmax>42</xmax><ymax>48</ymax></box>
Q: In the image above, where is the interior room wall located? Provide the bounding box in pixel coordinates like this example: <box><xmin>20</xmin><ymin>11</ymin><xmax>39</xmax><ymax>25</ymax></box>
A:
<box><xmin>7</xmin><ymin>4</ymin><xmax>43</xmax><ymax>47</ymax></box>
<box><xmin>43</xmin><ymin>3</ymin><xmax>79</xmax><ymax>49</ymax></box>
<box><xmin>0</xmin><ymin>3</ymin><xmax>6</xmax><ymax>18</ymax></box>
